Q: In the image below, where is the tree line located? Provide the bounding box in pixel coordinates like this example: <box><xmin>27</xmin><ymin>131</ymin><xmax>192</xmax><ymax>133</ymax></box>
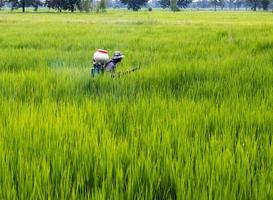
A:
<box><xmin>0</xmin><ymin>0</ymin><xmax>272</xmax><ymax>12</ymax></box>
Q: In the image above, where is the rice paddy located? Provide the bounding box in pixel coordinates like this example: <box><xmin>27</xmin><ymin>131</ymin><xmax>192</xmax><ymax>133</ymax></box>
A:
<box><xmin>0</xmin><ymin>10</ymin><xmax>273</xmax><ymax>199</ymax></box>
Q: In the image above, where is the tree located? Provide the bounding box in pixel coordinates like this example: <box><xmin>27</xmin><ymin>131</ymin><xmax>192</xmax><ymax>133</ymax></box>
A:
<box><xmin>159</xmin><ymin>0</ymin><xmax>192</xmax><ymax>9</ymax></box>
<box><xmin>46</xmin><ymin>0</ymin><xmax>81</xmax><ymax>12</ymax></box>
<box><xmin>177</xmin><ymin>0</ymin><xmax>192</xmax><ymax>8</ymax></box>
<box><xmin>210</xmin><ymin>0</ymin><xmax>225</xmax><ymax>10</ymax></box>
<box><xmin>120</xmin><ymin>0</ymin><xmax>148</xmax><ymax>10</ymax></box>
<box><xmin>0</xmin><ymin>0</ymin><xmax>4</xmax><ymax>9</ymax></box>
<box><xmin>261</xmin><ymin>0</ymin><xmax>270</xmax><ymax>10</ymax></box>
<box><xmin>170</xmin><ymin>0</ymin><xmax>179</xmax><ymax>10</ymax></box>
<box><xmin>46</xmin><ymin>0</ymin><xmax>65</xmax><ymax>11</ymax></box>
<box><xmin>227</xmin><ymin>0</ymin><xmax>235</xmax><ymax>9</ymax></box>
<box><xmin>65</xmin><ymin>0</ymin><xmax>81</xmax><ymax>12</ymax></box>
<box><xmin>195</xmin><ymin>0</ymin><xmax>210</xmax><ymax>8</ymax></box>
<box><xmin>159</xmin><ymin>0</ymin><xmax>169</xmax><ymax>8</ymax></box>
<box><xmin>79</xmin><ymin>0</ymin><xmax>91</xmax><ymax>12</ymax></box>
<box><xmin>234</xmin><ymin>0</ymin><xmax>243</xmax><ymax>10</ymax></box>
<box><xmin>96</xmin><ymin>0</ymin><xmax>106</xmax><ymax>12</ymax></box>
<box><xmin>8</xmin><ymin>0</ymin><xmax>42</xmax><ymax>12</ymax></box>
<box><xmin>219</xmin><ymin>0</ymin><xmax>225</xmax><ymax>8</ymax></box>
<box><xmin>112</xmin><ymin>0</ymin><xmax>125</xmax><ymax>8</ymax></box>
<box><xmin>246</xmin><ymin>0</ymin><xmax>259</xmax><ymax>10</ymax></box>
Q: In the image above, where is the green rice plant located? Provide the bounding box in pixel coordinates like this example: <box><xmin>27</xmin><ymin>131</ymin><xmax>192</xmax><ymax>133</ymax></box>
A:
<box><xmin>0</xmin><ymin>10</ymin><xmax>273</xmax><ymax>199</ymax></box>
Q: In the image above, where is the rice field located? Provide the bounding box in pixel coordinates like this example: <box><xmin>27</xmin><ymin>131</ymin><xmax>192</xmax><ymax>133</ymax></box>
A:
<box><xmin>0</xmin><ymin>10</ymin><xmax>273</xmax><ymax>199</ymax></box>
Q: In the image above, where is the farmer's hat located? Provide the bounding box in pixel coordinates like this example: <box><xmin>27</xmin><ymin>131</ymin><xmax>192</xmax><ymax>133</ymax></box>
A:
<box><xmin>112</xmin><ymin>51</ymin><xmax>124</xmax><ymax>60</ymax></box>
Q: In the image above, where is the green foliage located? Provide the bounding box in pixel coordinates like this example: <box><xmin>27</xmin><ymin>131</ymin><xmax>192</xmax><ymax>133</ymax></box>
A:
<box><xmin>260</xmin><ymin>0</ymin><xmax>270</xmax><ymax>10</ymax></box>
<box><xmin>159</xmin><ymin>0</ymin><xmax>192</xmax><ymax>10</ymax></box>
<box><xmin>159</xmin><ymin>0</ymin><xmax>169</xmax><ymax>8</ymax></box>
<box><xmin>170</xmin><ymin>0</ymin><xmax>179</xmax><ymax>10</ymax></box>
<box><xmin>246</xmin><ymin>0</ymin><xmax>259</xmax><ymax>10</ymax></box>
<box><xmin>120</xmin><ymin>0</ymin><xmax>148</xmax><ymax>11</ymax></box>
<box><xmin>79</xmin><ymin>0</ymin><xmax>91</xmax><ymax>12</ymax></box>
<box><xmin>46</xmin><ymin>0</ymin><xmax>81</xmax><ymax>12</ymax></box>
<box><xmin>0</xmin><ymin>11</ymin><xmax>273</xmax><ymax>199</ymax></box>
<box><xmin>0</xmin><ymin>0</ymin><xmax>4</xmax><ymax>9</ymax></box>
<box><xmin>210</xmin><ymin>0</ymin><xmax>225</xmax><ymax>10</ymax></box>
<box><xmin>97</xmin><ymin>0</ymin><xmax>106</xmax><ymax>12</ymax></box>
<box><xmin>8</xmin><ymin>0</ymin><xmax>42</xmax><ymax>12</ymax></box>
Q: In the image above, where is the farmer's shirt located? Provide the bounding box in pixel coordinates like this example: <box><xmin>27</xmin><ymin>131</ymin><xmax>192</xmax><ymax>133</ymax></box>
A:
<box><xmin>105</xmin><ymin>60</ymin><xmax>116</xmax><ymax>72</ymax></box>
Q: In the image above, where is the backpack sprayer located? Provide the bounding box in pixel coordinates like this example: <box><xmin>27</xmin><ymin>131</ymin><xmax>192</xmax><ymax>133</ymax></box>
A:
<box><xmin>91</xmin><ymin>49</ymin><xmax>109</xmax><ymax>76</ymax></box>
<box><xmin>91</xmin><ymin>49</ymin><xmax>140</xmax><ymax>77</ymax></box>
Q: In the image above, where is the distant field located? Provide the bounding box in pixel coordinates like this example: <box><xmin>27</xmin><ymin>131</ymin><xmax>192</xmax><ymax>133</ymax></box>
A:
<box><xmin>0</xmin><ymin>11</ymin><xmax>273</xmax><ymax>199</ymax></box>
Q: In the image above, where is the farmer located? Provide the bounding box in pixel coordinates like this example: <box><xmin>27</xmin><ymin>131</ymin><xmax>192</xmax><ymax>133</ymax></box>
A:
<box><xmin>105</xmin><ymin>51</ymin><xmax>124</xmax><ymax>74</ymax></box>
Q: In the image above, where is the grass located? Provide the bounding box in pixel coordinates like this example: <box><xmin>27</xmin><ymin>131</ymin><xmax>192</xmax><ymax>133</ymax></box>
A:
<box><xmin>0</xmin><ymin>10</ymin><xmax>273</xmax><ymax>199</ymax></box>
